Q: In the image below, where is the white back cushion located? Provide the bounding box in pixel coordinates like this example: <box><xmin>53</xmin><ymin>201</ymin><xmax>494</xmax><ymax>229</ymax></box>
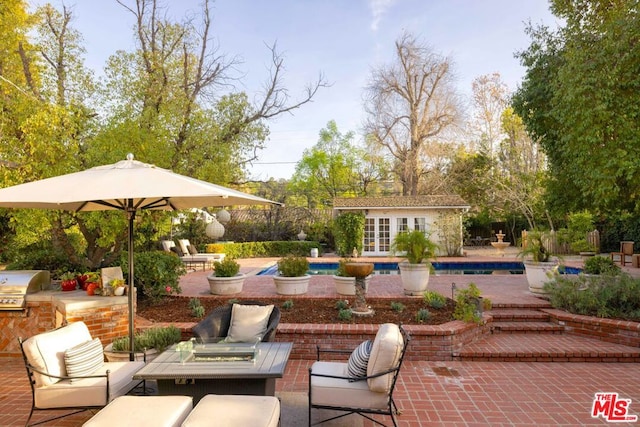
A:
<box><xmin>23</xmin><ymin>321</ymin><xmax>93</xmax><ymax>387</ymax></box>
<box><xmin>225</xmin><ymin>304</ymin><xmax>274</xmax><ymax>343</ymax></box>
<box><xmin>367</xmin><ymin>323</ymin><xmax>403</xmax><ymax>393</ymax></box>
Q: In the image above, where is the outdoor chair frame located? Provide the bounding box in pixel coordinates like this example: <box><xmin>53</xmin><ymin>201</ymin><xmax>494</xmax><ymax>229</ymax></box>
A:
<box><xmin>308</xmin><ymin>325</ymin><xmax>410</xmax><ymax>427</ymax></box>
<box><xmin>19</xmin><ymin>328</ymin><xmax>145</xmax><ymax>426</ymax></box>
<box><xmin>191</xmin><ymin>300</ymin><xmax>281</xmax><ymax>343</ymax></box>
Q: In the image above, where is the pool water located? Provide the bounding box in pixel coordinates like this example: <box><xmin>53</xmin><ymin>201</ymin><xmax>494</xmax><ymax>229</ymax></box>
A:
<box><xmin>256</xmin><ymin>261</ymin><xmax>583</xmax><ymax>276</ymax></box>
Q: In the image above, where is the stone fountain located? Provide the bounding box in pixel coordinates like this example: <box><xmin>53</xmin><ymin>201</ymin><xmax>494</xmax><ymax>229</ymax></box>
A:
<box><xmin>344</xmin><ymin>262</ymin><xmax>374</xmax><ymax>317</ymax></box>
<box><xmin>490</xmin><ymin>230</ymin><xmax>510</xmax><ymax>257</ymax></box>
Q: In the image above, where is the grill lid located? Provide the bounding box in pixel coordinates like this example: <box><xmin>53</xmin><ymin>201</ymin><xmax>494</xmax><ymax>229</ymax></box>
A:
<box><xmin>0</xmin><ymin>270</ymin><xmax>50</xmax><ymax>294</ymax></box>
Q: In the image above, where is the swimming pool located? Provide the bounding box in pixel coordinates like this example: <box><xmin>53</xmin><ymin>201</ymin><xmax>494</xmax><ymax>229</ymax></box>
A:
<box><xmin>256</xmin><ymin>261</ymin><xmax>578</xmax><ymax>276</ymax></box>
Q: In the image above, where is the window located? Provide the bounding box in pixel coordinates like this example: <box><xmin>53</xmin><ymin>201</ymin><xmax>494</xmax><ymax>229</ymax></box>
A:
<box><xmin>414</xmin><ymin>218</ymin><xmax>427</xmax><ymax>233</ymax></box>
<box><xmin>397</xmin><ymin>218</ymin><xmax>408</xmax><ymax>233</ymax></box>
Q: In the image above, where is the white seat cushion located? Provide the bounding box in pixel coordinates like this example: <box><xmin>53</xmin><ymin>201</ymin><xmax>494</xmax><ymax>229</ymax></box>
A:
<box><xmin>367</xmin><ymin>323</ymin><xmax>404</xmax><ymax>393</ymax></box>
<box><xmin>310</xmin><ymin>361</ymin><xmax>389</xmax><ymax>410</ymax></box>
<box><xmin>181</xmin><ymin>394</ymin><xmax>280</xmax><ymax>427</ymax></box>
<box><xmin>225</xmin><ymin>304</ymin><xmax>274</xmax><ymax>343</ymax></box>
<box><xmin>34</xmin><ymin>360</ymin><xmax>144</xmax><ymax>408</ymax></box>
<box><xmin>83</xmin><ymin>395</ymin><xmax>193</xmax><ymax>427</ymax></box>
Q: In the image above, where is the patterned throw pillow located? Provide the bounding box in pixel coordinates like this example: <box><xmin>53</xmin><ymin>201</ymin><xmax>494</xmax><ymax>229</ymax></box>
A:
<box><xmin>64</xmin><ymin>338</ymin><xmax>104</xmax><ymax>383</ymax></box>
<box><xmin>347</xmin><ymin>340</ymin><xmax>372</xmax><ymax>381</ymax></box>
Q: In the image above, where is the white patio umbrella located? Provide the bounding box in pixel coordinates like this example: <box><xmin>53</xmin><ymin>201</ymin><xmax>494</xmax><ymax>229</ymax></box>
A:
<box><xmin>0</xmin><ymin>154</ymin><xmax>278</xmax><ymax>357</ymax></box>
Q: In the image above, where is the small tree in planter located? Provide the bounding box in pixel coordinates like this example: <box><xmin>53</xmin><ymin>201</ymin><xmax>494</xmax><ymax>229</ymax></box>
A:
<box><xmin>519</xmin><ymin>229</ymin><xmax>559</xmax><ymax>295</ymax></box>
<box><xmin>273</xmin><ymin>255</ymin><xmax>310</xmax><ymax>295</ymax></box>
<box><xmin>391</xmin><ymin>230</ymin><xmax>438</xmax><ymax>295</ymax></box>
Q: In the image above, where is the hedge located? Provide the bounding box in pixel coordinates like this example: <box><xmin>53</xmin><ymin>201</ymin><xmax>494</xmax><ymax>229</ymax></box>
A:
<box><xmin>205</xmin><ymin>241</ymin><xmax>321</xmax><ymax>258</ymax></box>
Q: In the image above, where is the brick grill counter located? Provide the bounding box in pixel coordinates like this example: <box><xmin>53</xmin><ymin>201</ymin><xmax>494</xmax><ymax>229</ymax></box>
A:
<box><xmin>0</xmin><ymin>290</ymin><xmax>133</xmax><ymax>358</ymax></box>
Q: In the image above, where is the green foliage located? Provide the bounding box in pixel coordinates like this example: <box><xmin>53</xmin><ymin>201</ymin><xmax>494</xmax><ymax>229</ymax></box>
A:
<box><xmin>205</xmin><ymin>241</ymin><xmax>320</xmax><ymax>258</ymax></box>
<box><xmin>277</xmin><ymin>255</ymin><xmax>309</xmax><ymax>277</ymax></box>
<box><xmin>390</xmin><ymin>301</ymin><xmax>405</xmax><ymax>313</ymax></box>
<box><xmin>120</xmin><ymin>251</ymin><xmax>185</xmax><ymax>304</ymax></box>
<box><xmin>338</xmin><ymin>308</ymin><xmax>352</xmax><ymax>321</ymax></box>
<box><xmin>112</xmin><ymin>326</ymin><xmax>182</xmax><ymax>352</ymax></box>
<box><xmin>282</xmin><ymin>300</ymin><xmax>294</xmax><ymax>310</ymax></box>
<box><xmin>333</xmin><ymin>212</ymin><xmax>365</xmax><ymax>257</ymax></box>
<box><xmin>189</xmin><ymin>298</ymin><xmax>205</xmax><ymax>318</ymax></box>
<box><xmin>213</xmin><ymin>258</ymin><xmax>240</xmax><ymax>277</ymax></box>
<box><xmin>557</xmin><ymin>211</ymin><xmax>596</xmax><ymax>253</ymax></box>
<box><xmin>6</xmin><ymin>239</ymin><xmax>84</xmax><ymax>277</ymax></box>
<box><xmin>453</xmin><ymin>283</ymin><xmax>489</xmax><ymax>324</ymax></box>
<box><xmin>391</xmin><ymin>230</ymin><xmax>437</xmax><ymax>264</ymax></box>
<box><xmin>423</xmin><ymin>291</ymin><xmax>446</xmax><ymax>309</ymax></box>
<box><xmin>514</xmin><ymin>4</ymin><xmax>640</xmax><ymax>216</ymax></box>
<box><xmin>433</xmin><ymin>212</ymin><xmax>463</xmax><ymax>256</ymax></box>
<box><xmin>209</xmin><ymin>243</ymin><xmax>225</xmax><ymax>253</ymax></box>
<box><xmin>335</xmin><ymin>299</ymin><xmax>349</xmax><ymax>310</ymax></box>
<box><xmin>415</xmin><ymin>308</ymin><xmax>431</xmax><ymax>323</ymax></box>
<box><xmin>545</xmin><ymin>274</ymin><xmax>640</xmax><ymax>321</ymax></box>
<box><xmin>335</xmin><ymin>258</ymin><xmax>353</xmax><ymax>277</ymax></box>
<box><xmin>288</xmin><ymin>120</ymin><xmax>361</xmax><ymax>208</ymax></box>
<box><xmin>583</xmin><ymin>256</ymin><xmax>621</xmax><ymax>275</ymax></box>
<box><xmin>518</xmin><ymin>229</ymin><xmax>550</xmax><ymax>262</ymax></box>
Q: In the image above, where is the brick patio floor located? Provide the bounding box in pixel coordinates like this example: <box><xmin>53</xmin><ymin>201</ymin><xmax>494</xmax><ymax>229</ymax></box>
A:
<box><xmin>2</xmin><ymin>248</ymin><xmax>639</xmax><ymax>426</ymax></box>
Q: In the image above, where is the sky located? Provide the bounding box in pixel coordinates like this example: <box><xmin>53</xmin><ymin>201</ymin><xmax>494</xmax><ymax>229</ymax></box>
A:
<box><xmin>29</xmin><ymin>0</ymin><xmax>559</xmax><ymax>180</ymax></box>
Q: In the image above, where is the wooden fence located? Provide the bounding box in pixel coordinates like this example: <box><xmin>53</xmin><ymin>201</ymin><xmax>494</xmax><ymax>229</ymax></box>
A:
<box><xmin>521</xmin><ymin>229</ymin><xmax>600</xmax><ymax>254</ymax></box>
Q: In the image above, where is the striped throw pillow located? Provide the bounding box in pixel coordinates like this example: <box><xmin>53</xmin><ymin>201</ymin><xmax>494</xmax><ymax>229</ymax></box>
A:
<box><xmin>64</xmin><ymin>338</ymin><xmax>104</xmax><ymax>383</ymax></box>
<box><xmin>347</xmin><ymin>340</ymin><xmax>372</xmax><ymax>381</ymax></box>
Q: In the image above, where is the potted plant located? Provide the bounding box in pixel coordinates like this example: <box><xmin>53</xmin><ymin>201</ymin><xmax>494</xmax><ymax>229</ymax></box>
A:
<box><xmin>207</xmin><ymin>258</ymin><xmax>245</xmax><ymax>295</ymax></box>
<box><xmin>109</xmin><ymin>278</ymin><xmax>126</xmax><ymax>296</ymax></box>
<box><xmin>332</xmin><ymin>258</ymin><xmax>370</xmax><ymax>295</ymax></box>
<box><xmin>104</xmin><ymin>325</ymin><xmax>182</xmax><ymax>362</ymax></box>
<box><xmin>519</xmin><ymin>229</ymin><xmax>559</xmax><ymax>295</ymax></box>
<box><xmin>273</xmin><ymin>255</ymin><xmax>310</xmax><ymax>295</ymax></box>
<box><xmin>60</xmin><ymin>272</ymin><xmax>78</xmax><ymax>291</ymax></box>
<box><xmin>391</xmin><ymin>230</ymin><xmax>438</xmax><ymax>295</ymax></box>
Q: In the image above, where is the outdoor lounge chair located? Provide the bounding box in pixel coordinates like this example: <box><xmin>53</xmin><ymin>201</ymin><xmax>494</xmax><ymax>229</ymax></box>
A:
<box><xmin>610</xmin><ymin>241</ymin><xmax>634</xmax><ymax>266</ymax></box>
<box><xmin>161</xmin><ymin>240</ymin><xmax>210</xmax><ymax>271</ymax></box>
<box><xmin>19</xmin><ymin>321</ymin><xmax>145</xmax><ymax>426</ymax></box>
<box><xmin>308</xmin><ymin>323</ymin><xmax>410</xmax><ymax>427</ymax></box>
<box><xmin>191</xmin><ymin>301</ymin><xmax>281</xmax><ymax>343</ymax></box>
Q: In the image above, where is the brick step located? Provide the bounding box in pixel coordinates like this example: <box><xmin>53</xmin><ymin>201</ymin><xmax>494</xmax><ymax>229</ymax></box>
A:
<box><xmin>456</xmin><ymin>334</ymin><xmax>640</xmax><ymax>363</ymax></box>
<box><xmin>490</xmin><ymin>301</ymin><xmax>553</xmax><ymax>310</ymax></box>
<box><xmin>491</xmin><ymin>321</ymin><xmax>564</xmax><ymax>334</ymax></box>
<box><xmin>488</xmin><ymin>309</ymin><xmax>551</xmax><ymax>322</ymax></box>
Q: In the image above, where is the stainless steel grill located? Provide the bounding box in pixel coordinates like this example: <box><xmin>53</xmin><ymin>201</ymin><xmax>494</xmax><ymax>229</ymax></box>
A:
<box><xmin>0</xmin><ymin>270</ymin><xmax>50</xmax><ymax>310</ymax></box>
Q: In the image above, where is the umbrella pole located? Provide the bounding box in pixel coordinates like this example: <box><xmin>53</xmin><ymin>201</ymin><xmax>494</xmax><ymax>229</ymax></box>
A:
<box><xmin>127</xmin><ymin>204</ymin><xmax>136</xmax><ymax>361</ymax></box>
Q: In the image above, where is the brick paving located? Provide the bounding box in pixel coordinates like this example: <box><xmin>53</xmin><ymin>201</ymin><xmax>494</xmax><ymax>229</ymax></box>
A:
<box><xmin>2</xmin><ymin>248</ymin><xmax>640</xmax><ymax>426</ymax></box>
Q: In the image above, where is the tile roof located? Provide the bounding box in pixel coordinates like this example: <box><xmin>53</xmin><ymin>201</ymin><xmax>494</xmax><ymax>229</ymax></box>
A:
<box><xmin>333</xmin><ymin>195</ymin><xmax>469</xmax><ymax>209</ymax></box>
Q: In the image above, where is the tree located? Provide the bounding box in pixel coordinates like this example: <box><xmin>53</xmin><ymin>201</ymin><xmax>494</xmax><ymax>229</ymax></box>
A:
<box><xmin>289</xmin><ymin>121</ymin><xmax>360</xmax><ymax>207</ymax></box>
<box><xmin>513</xmin><ymin>0</ymin><xmax>640</xmax><ymax>216</ymax></box>
<box><xmin>469</xmin><ymin>73</ymin><xmax>510</xmax><ymax>159</ymax></box>
<box><xmin>96</xmin><ymin>0</ymin><xmax>328</xmax><ymax>185</ymax></box>
<box><xmin>364</xmin><ymin>32</ymin><xmax>461</xmax><ymax>195</ymax></box>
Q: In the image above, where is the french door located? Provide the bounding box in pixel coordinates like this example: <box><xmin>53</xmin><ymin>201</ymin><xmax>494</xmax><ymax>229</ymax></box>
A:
<box><xmin>363</xmin><ymin>218</ymin><xmax>390</xmax><ymax>255</ymax></box>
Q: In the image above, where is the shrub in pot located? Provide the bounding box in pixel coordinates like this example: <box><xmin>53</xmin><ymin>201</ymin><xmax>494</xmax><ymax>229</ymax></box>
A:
<box><xmin>207</xmin><ymin>258</ymin><xmax>245</xmax><ymax>295</ymax></box>
<box><xmin>391</xmin><ymin>230</ymin><xmax>438</xmax><ymax>295</ymax></box>
<box><xmin>273</xmin><ymin>255</ymin><xmax>310</xmax><ymax>295</ymax></box>
<box><xmin>104</xmin><ymin>325</ymin><xmax>182</xmax><ymax>362</ymax></box>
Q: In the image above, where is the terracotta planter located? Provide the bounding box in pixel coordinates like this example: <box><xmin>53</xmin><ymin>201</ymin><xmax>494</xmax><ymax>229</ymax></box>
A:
<box><xmin>398</xmin><ymin>262</ymin><xmax>430</xmax><ymax>296</ymax></box>
<box><xmin>332</xmin><ymin>275</ymin><xmax>370</xmax><ymax>296</ymax></box>
<box><xmin>207</xmin><ymin>273</ymin><xmax>246</xmax><ymax>295</ymax></box>
<box><xmin>273</xmin><ymin>274</ymin><xmax>310</xmax><ymax>295</ymax></box>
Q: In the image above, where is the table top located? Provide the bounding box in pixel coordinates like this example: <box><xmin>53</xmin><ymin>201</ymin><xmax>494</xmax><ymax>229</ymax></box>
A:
<box><xmin>133</xmin><ymin>342</ymin><xmax>293</xmax><ymax>380</ymax></box>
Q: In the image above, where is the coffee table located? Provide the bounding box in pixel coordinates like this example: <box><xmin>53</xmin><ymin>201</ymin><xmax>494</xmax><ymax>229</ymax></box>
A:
<box><xmin>133</xmin><ymin>341</ymin><xmax>292</xmax><ymax>404</ymax></box>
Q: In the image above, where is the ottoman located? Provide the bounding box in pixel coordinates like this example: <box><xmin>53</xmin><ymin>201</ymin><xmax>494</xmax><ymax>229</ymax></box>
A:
<box><xmin>83</xmin><ymin>395</ymin><xmax>193</xmax><ymax>427</ymax></box>
<box><xmin>181</xmin><ymin>394</ymin><xmax>280</xmax><ymax>427</ymax></box>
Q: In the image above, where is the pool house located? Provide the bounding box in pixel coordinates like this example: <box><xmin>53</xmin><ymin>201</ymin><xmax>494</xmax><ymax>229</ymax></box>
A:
<box><xmin>333</xmin><ymin>195</ymin><xmax>470</xmax><ymax>256</ymax></box>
